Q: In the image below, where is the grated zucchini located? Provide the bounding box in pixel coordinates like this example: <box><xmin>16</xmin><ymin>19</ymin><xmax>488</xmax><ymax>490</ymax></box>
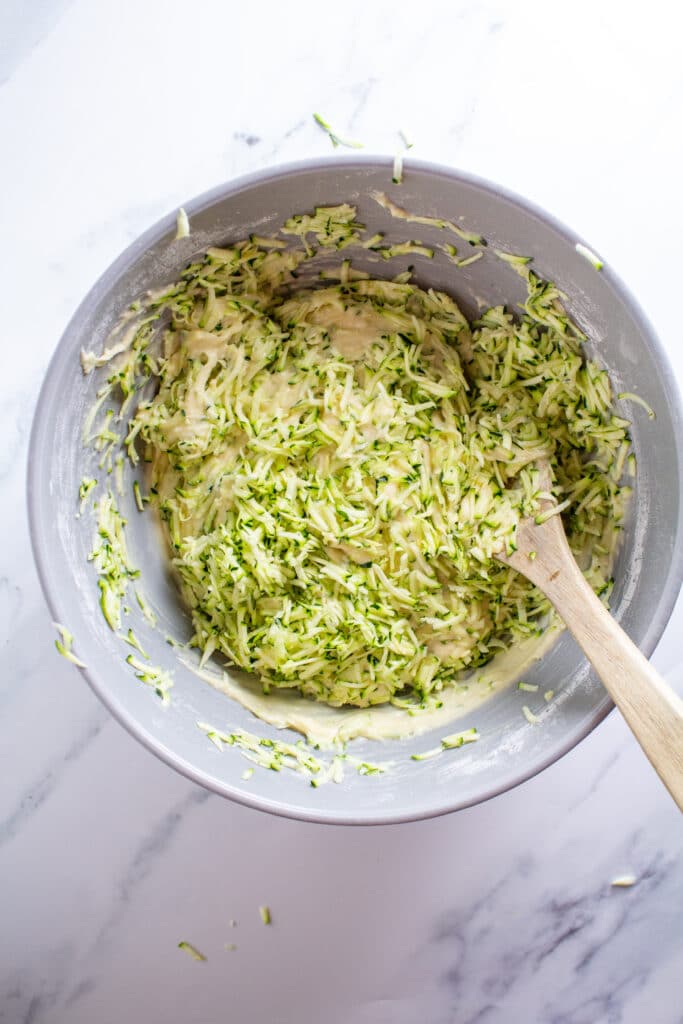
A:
<box><xmin>126</xmin><ymin>654</ymin><xmax>173</xmax><ymax>704</ymax></box>
<box><xmin>197</xmin><ymin>721</ymin><xmax>325</xmax><ymax>777</ymax></box>
<box><xmin>54</xmin><ymin>623</ymin><xmax>87</xmax><ymax>668</ymax></box>
<box><xmin>175</xmin><ymin>208</ymin><xmax>190</xmax><ymax>240</ymax></box>
<box><xmin>412</xmin><ymin>726</ymin><xmax>479</xmax><ymax>760</ymax></box>
<box><xmin>312</xmin><ymin>112</ymin><xmax>363</xmax><ymax>150</ymax></box>
<box><xmin>81</xmin><ymin>204</ymin><xmax>632</xmax><ymax>719</ymax></box>
<box><xmin>372</xmin><ymin>192</ymin><xmax>485</xmax><ymax>246</ymax></box>
<box><xmin>78</xmin><ymin>476</ymin><xmax>97</xmax><ymax>513</ymax></box>
<box><xmin>392</xmin><ymin>153</ymin><xmax>404</xmax><ymax>186</ymax></box>
<box><xmin>575</xmin><ymin>242</ymin><xmax>603</xmax><ymax>270</ymax></box>
<box><xmin>617</xmin><ymin>392</ymin><xmax>656</xmax><ymax>420</ymax></box>
<box><xmin>178</xmin><ymin>941</ymin><xmax>206</xmax><ymax>961</ymax></box>
<box><xmin>122</xmin><ymin>628</ymin><xmax>148</xmax><ymax>658</ymax></box>
<box><xmin>89</xmin><ymin>493</ymin><xmax>139</xmax><ymax>631</ymax></box>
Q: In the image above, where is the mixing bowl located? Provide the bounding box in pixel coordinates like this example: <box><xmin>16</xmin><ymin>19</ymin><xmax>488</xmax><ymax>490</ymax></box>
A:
<box><xmin>28</xmin><ymin>158</ymin><xmax>683</xmax><ymax>823</ymax></box>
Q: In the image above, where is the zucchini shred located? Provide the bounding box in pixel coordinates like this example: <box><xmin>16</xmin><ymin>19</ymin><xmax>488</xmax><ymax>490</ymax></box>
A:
<box><xmin>80</xmin><ymin>203</ymin><xmax>630</xmax><ymax>716</ymax></box>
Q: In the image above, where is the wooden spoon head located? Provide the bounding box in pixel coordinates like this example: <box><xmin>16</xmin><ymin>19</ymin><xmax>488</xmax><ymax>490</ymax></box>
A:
<box><xmin>494</xmin><ymin>458</ymin><xmax>575</xmax><ymax>589</ymax></box>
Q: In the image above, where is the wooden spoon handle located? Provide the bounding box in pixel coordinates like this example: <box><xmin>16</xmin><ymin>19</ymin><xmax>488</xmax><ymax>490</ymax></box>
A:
<box><xmin>505</xmin><ymin>515</ymin><xmax>683</xmax><ymax>811</ymax></box>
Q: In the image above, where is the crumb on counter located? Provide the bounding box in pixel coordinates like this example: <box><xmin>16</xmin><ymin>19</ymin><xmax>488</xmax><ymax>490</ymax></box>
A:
<box><xmin>611</xmin><ymin>874</ymin><xmax>637</xmax><ymax>888</ymax></box>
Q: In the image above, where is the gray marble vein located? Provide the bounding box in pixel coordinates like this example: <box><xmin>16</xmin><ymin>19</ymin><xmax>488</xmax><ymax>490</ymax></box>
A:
<box><xmin>0</xmin><ymin>393</ymin><xmax>30</xmax><ymax>485</ymax></box>
<box><xmin>0</xmin><ymin>713</ymin><xmax>106</xmax><ymax>851</ymax></box>
<box><xmin>0</xmin><ymin>0</ymin><xmax>74</xmax><ymax>86</ymax></box>
<box><xmin>116</xmin><ymin>788</ymin><xmax>211</xmax><ymax>908</ymax></box>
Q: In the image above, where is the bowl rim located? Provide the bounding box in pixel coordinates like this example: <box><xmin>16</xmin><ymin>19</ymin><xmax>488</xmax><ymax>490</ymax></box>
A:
<box><xmin>27</xmin><ymin>155</ymin><xmax>683</xmax><ymax>825</ymax></box>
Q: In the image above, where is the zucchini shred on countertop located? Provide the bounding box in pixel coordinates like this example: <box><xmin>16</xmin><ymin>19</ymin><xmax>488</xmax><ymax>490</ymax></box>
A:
<box><xmin>80</xmin><ymin>202</ymin><xmax>631</xmax><ymax>720</ymax></box>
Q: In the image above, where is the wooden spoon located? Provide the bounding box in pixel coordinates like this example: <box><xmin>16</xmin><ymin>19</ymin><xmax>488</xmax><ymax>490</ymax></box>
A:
<box><xmin>497</xmin><ymin>463</ymin><xmax>683</xmax><ymax>811</ymax></box>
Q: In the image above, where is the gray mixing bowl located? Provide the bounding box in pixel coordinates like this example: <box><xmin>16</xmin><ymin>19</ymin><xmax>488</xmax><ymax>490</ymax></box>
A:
<box><xmin>28</xmin><ymin>158</ymin><xmax>683</xmax><ymax>824</ymax></box>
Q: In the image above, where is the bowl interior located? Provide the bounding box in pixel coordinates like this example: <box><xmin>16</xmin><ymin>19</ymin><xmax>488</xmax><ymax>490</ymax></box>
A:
<box><xmin>29</xmin><ymin>159</ymin><xmax>683</xmax><ymax>823</ymax></box>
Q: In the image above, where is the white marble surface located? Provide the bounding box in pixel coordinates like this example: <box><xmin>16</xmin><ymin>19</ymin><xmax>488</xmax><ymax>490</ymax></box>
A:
<box><xmin>1</xmin><ymin>1</ymin><xmax>682</xmax><ymax>1021</ymax></box>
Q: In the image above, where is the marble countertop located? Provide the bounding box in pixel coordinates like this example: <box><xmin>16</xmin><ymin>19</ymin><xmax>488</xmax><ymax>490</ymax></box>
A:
<box><xmin>2</xmin><ymin>1</ymin><xmax>682</xmax><ymax>1021</ymax></box>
